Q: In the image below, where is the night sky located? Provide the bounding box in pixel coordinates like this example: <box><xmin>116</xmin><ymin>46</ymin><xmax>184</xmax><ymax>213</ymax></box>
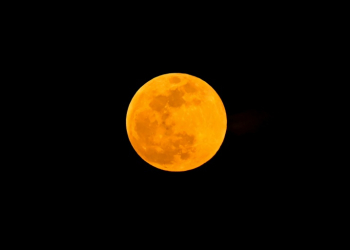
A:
<box><xmin>58</xmin><ymin>33</ymin><xmax>300</xmax><ymax>198</ymax></box>
<box><xmin>19</xmin><ymin>5</ymin><xmax>324</xmax><ymax>237</ymax></box>
<box><xmin>16</xmin><ymin>3</ymin><xmax>324</xmax><ymax>243</ymax></box>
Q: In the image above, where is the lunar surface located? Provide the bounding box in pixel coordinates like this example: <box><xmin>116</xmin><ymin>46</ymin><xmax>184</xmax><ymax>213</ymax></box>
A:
<box><xmin>126</xmin><ymin>73</ymin><xmax>227</xmax><ymax>172</ymax></box>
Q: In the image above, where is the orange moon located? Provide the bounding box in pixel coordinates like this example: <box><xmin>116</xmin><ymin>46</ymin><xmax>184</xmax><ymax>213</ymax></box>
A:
<box><xmin>126</xmin><ymin>73</ymin><xmax>227</xmax><ymax>172</ymax></box>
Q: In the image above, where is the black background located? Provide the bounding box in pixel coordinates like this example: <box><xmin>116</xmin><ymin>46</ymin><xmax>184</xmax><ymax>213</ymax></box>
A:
<box><xmin>2</xmin><ymin>1</ymin><xmax>340</xmax><ymax>246</ymax></box>
<box><xmin>17</xmin><ymin>4</ymin><xmax>324</xmax><ymax>240</ymax></box>
<box><xmin>59</xmin><ymin>20</ymin><xmax>300</xmax><ymax>186</ymax></box>
<box><xmin>48</xmin><ymin>23</ymin><xmax>307</xmax><ymax>210</ymax></box>
<box><xmin>39</xmin><ymin>8</ymin><xmax>311</xmax><ymax>198</ymax></box>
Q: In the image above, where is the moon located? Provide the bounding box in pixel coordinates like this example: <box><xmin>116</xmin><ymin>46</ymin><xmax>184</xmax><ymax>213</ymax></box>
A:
<box><xmin>126</xmin><ymin>73</ymin><xmax>227</xmax><ymax>172</ymax></box>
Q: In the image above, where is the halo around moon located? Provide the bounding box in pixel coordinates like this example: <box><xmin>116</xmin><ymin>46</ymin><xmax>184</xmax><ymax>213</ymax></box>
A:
<box><xmin>126</xmin><ymin>73</ymin><xmax>227</xmax><ymax>172</ymax></box>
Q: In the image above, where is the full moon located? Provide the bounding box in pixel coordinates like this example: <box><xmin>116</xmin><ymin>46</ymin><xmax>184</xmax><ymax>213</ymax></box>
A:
<box><xmin>126</xmin><ymin>73</ymin><xmax>227</xmax><ymax>172</ymax></box>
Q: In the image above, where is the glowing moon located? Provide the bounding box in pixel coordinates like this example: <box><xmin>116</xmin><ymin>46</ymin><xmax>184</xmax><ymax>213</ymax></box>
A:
<box><xmin>126</xmin><ymin>73</ymin><xmax>227</xmax><ymax>172</ymax></box>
